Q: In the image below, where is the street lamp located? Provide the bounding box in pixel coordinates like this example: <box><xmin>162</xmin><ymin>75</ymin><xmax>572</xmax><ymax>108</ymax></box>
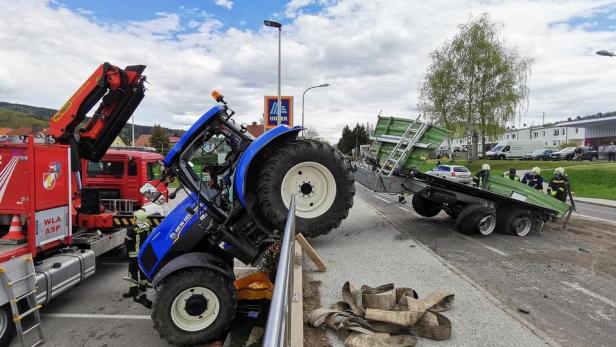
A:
<box><xmin>301</xmin><ymin>83</ymin><xmax>330</xmax><ymax>136</ymax></box>
<box><xmin>264</xmin><ymin>20</ymin><xmax>282</xmax><ymax>125</ymax></box>
<box><xmin>597</xmin><ymin>49</ymin><xmax>616</xmax><ymax>57</ymax></box>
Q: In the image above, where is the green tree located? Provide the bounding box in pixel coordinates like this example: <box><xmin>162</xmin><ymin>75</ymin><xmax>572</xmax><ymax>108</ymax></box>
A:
<box><xmin>337</xmin><ymin>123</ymin><xmax>369</xmax><ymax>155</ymax></box>
<box><xmin>148</xmin><ymin>124</ymin><xmax>171</xmax><ymax>154</ymax></box>
<box><xmin>419</xmin><ymin>14</ymin><xmax>532</xmax><ymax>159</ymax></box>
<box><xmin>337</xmin><ymin>125</ymin><xmax>354</xmax><ymax>154</ymax></box>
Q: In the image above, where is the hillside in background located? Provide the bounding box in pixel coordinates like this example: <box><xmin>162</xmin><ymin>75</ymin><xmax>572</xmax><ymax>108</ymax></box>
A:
<box><xmin>0</xmin><ymin>101</ymin><xmax>184</xmax><ymax>141</ymax></box>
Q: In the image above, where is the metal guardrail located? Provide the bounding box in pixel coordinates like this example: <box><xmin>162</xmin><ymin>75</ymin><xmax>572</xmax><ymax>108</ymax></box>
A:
<box><xmin>263</xmin><ymin>195</ymin><xmax>296</xmax><ymax>347</ymax></box>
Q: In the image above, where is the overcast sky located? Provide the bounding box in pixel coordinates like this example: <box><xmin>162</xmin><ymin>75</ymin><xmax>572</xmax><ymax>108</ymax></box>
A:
<box><xmin>2</xmin><ymin>0</ymin><xmax>616</xmax><ymax>142</ymax></box>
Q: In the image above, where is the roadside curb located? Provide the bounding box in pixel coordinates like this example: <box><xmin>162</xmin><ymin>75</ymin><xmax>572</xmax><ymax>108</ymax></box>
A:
<box><xmin>573</xmin><ymin>198</ymin><xmax>616</xmax><ymax>209</ymax></box>
<box><xmin>357</xmin><ymin>195</ymin><xmax>562</xmax><ymax>347</ymax></box>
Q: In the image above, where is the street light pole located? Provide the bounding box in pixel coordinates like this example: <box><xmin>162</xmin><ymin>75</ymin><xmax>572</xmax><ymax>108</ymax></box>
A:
<box><xmin>301</xmin><ymin>83</ymin><xmax>330</xmax><ymax>136</ymax></box>
<box><xmin>264</xmin><ymin>20</ymin><xmax>283</xmax><ymax>125</ymax></box>
<box><xmin>131</xmin><ymin>114</ymin><xmax>135</xmax><ymax>147</ymax></box>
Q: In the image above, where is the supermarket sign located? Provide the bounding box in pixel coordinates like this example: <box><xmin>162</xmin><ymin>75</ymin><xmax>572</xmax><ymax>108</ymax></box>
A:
<box><xmin>264</xmin><ymin>96</ymin><xmax>293</xmax><ymax>129</ymax></box>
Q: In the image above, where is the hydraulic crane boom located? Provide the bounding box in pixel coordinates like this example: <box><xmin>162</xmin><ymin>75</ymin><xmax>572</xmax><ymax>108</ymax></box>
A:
<box><xmin>49</xmin><ymin>62</ymin><xmax>146</xmax><ymax>162</ymax></box>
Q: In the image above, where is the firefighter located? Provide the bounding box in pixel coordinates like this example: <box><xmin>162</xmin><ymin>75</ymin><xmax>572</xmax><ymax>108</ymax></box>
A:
<box><xmin>473</xmin><ymin>163</ymin><xmax>491</xmax><ymax>187</ymax></box>
<box><xmin>504</xmin><ymin>167</ymin><xmax>520</xmax><ymax>181</ymax></box>
<box><xmin>123</xmin><ymin>209</ymin><xmax>152</xmax><ymax>308</ymax></box>
<box><xmin>521</xmin><ymin>167</ymin><xmax>544</xmax><ymax>190</ymax></box>
<box><xmin>547</xmin><ymin>167</ymin><xmax>569</xmax><ymax>202</ymax></box>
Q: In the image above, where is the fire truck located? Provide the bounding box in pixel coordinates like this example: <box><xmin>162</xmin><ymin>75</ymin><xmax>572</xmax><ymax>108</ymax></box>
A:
<box><xmin>0</xmin><ymin>62</ymin><xmax>159</xmax><ymax>345</ymax></box>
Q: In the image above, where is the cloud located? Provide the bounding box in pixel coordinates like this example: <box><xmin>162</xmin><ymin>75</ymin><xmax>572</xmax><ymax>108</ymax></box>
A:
<box><xmin>2</xmin><ymin>0</ymin><xmax>616</xmax><ymax>143</ymax></box>
<box><xmin>214</xmin><ymin>0</ymin><xmax>234</xmax><ymax>10</ymax></box>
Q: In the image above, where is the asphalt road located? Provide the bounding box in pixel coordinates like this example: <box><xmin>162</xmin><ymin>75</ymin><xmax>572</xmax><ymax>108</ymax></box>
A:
<box><xmin>357</xmin><ymin>184</ymin><xmax>616</xmax><ymax>347</ymax></box>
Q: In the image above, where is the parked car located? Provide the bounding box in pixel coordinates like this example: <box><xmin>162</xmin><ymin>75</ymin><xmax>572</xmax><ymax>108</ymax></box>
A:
<box><xmin>550</xmin><ymin>146</ymin><xmax>598</xmax><ymax>161</ymax></box>
<box><xmin>522</xmin><ymin>148</ymin><xmax>554</xmax><ymax>161</ymax></box>
<box><xmin>425</xmin><ymin>165</ymin><xmax>473</xmax><ymax>184</ymax></box>
<box><xmin>485</xmin><ymin>140</ymin><xmax>545</xmax><ymax>160</ymax></box>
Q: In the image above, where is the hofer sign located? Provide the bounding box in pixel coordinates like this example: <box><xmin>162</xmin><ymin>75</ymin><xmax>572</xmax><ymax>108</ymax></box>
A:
<box><xmin>264</xmin><ymin>96</ymin><xmax>293</xmax><ymax>129</ymax></box>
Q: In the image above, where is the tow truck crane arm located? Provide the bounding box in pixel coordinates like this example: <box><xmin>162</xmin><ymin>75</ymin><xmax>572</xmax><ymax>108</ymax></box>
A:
<box><xmin>49</xmin><ymin>62</ymin><xmax>146</xmax><ymax>162</ymax></box>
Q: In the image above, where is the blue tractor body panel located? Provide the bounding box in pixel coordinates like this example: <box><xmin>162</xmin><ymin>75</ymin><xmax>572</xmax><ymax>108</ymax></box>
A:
<box><xmin>138</xmin><ymin>193</ymin><xmax>207</xmax><ymax>279</ymax></box>
<box><xmin>233</xmin><ymin>125</ymin><xmax>302</xmax><ymax>206</ymax></box>
<box><xmin>163</xmin><ymin>105</ymin><xmax>224</xmax><ymax>167</ymax></box>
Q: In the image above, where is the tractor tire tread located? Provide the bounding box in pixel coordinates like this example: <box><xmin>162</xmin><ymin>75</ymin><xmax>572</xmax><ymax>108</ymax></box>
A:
<box><xmin>152</xmin><ymin>268</ymin><xmax>237</xmax><ymax>346</ymax></box>
<box><xmin>256</xmin><ymin>140</ymin><xmax>354</xmax><ymax>238</ymax></box>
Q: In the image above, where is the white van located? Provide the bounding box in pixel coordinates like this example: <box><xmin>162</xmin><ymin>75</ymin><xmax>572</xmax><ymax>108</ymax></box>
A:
<box><xmin>486</xmin><ymin>140</ymin><xmax>545</xmax><ymax>160</ymax></box>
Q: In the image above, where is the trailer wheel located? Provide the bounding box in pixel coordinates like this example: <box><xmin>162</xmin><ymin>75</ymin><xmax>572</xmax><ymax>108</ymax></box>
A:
<box><xmin>411</xmin><ymin>194</ymin><xmax>441</xmax><ymax>217</ymax></box>
<box><xmin>152</xmin><ymin>268</ymin><xmax>236</xmax><ymax>346</ymax></box>
<box><xmin>0</xmin><ymin>304</ymin><xmax>15</xmax><ymax>347</ymax></box>
<box><xmin>455</xmin><ymin>205</ymin><xmax>496</xmax><ymax>236</ymax></box>
<box><xmin>257</xmin><ymin>139</ymin><xmax>354</xmax><ymax>238</ymax></box>
<box><xmin>497</xmin><ymin>208</ymin><xmax>533</xmax><ymax>237</ymax></box>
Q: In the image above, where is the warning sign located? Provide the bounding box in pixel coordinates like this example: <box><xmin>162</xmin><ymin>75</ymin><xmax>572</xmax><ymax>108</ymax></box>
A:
<box><xmin>35</xmin><ymin>206</ymin><xmax>69</xmax><ymax>246</ymax></box>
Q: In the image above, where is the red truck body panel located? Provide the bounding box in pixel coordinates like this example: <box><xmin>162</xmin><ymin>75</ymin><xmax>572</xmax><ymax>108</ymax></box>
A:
<box><xmin>0</xmin><ymin>138</ymin><xmax>72</xmax><ymax>260</ymax></box>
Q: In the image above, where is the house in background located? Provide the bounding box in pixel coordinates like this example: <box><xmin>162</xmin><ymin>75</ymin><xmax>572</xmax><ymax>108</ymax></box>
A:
<box><xmin>245</xmin><ymin>121</ymin><xmax>264</xmax><ymax>138</ymax></box>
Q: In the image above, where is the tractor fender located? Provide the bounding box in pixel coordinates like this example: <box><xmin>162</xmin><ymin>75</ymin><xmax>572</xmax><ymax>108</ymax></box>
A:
<box><xmin>151</xmin><ymin>252</ymin><xmax>234</xmax><ymax>288</ymax></box>
<box><xmin>234</xmin><ymin>125</ymin><xmax>302</xmax><ymax>207</ymax></box>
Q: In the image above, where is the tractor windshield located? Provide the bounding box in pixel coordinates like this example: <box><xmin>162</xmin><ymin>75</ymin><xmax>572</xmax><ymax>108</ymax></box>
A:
<box><xmin>177</xmin><ymin>117</ymin><xmax>250</xmax><ymax>212</ymax></box>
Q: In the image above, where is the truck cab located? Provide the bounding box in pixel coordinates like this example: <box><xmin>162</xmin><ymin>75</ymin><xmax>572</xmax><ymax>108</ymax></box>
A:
<box><xmin>81</xmin><ymin>148</ymin><xmax>168</xmax><ymax>214</ymax></box>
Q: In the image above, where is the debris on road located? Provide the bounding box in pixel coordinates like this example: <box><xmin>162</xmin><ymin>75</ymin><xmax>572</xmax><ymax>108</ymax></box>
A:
<box><xmin>517</xmin><ymin>308</ymin><xmax>531</xmax><ymax>314</ymax></box>
<box><xmin>308</xmin><ymin>281</ymin><xmax>454</xmax><ymax>347</ymax></box>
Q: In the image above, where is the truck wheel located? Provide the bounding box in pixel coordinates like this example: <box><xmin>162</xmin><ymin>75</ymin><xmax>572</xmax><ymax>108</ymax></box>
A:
<box><xmin>152</xmin><ymin>268</ymin><xmax>236</xmax><ymax>346</ymax></box>
<box><xmin>257</xmin><ymin>140</ymin><xmax>354</xmax><ymax>238</ymax></box>
<box><xmin>0</xmin><ymin>304</ymin><xmax>15</xmax><ymax>347</ymax></box>
<box><xmin>455</xmin><ymin>205</ymin><xmax>496</xmax><ymax>236</ymax></box>
<box><xmin>499</xmin><ymin>155</ymin><xmax>506</xmax><ymax>160</ymax></box>
<box><xmin>496</xmin><ymin>208</ymin><xmax>533</xmax><ymax>237</ymax></box>
<box><xmin>411</xmin><ymin>194</ymin><xmax>441</xmax><ymax>217</ymax></box>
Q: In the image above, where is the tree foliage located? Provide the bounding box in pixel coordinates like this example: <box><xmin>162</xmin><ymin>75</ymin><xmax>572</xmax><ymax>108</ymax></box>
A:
<box><xmin>148</xmin><ymin>124</ymin><xmax>171</xmax><ymax>154</ymax></box>
<box><xmin>302</xmin><ymin>127</ymin><xmax>321</xmax><ymax>140</ymax></box>
<box><xmin>337</xmin><ymin>123</ymin><xmax>370</xmax><ymax>155</ymax></box>
<box><xmin>419</xmin><ymin>14</ymin><xmax>532</xmax><ymax>159</ymax></box>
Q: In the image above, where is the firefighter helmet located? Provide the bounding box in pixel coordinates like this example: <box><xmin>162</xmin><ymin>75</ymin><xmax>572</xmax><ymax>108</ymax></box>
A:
<box><xmin>554</xmin><ymin>167</ymin><xmax>565</xmax><ymax>174</ymax></box>
<box><xmin>530</xmin><ymin>167</ymin><xmax>541</xmax><ymax>175</ymax></box>
<box><xmin>482</xmin><ymin>164</ymin><xmax>490</xmax><ymax>170</ymax></box>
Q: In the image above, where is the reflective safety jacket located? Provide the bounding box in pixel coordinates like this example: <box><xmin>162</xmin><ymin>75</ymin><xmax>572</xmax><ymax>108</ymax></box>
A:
<box><xmin>126</xmin><ymin>222</ymin><xmax>150</xmax><ymax>258</ymax></box>
<box><xmin>521</xmin><ymin>173</ymin><xmax>543</xmax><ymax>190</ymax></box>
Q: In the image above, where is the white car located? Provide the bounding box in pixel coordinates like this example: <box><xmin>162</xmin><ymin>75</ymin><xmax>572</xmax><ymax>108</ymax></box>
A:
<box><xmin>425</xmin><ymin>165</ymin><xmax>473</xmax><ymax>184</ymax></box>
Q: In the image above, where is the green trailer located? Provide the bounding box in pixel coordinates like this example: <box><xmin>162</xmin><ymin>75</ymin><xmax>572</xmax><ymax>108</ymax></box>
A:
<box><xmin>354</xmin><ymin>115</ymin><xmax>573</xmax><ymax>237</ymax></box>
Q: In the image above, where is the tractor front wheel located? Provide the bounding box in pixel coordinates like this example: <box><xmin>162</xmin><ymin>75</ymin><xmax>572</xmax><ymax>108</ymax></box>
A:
<box><xmin>152</xmin><ymin>268</ymin><xmax>236</xmax><ymax>346</ymax></box>
<box><xmin>257</xmin><ymin>140</ymin><xmax>355</xmax><ymax>238</ymax></box>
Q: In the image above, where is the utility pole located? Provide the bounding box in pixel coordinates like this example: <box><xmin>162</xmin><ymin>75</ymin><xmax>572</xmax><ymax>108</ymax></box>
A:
<box><xmin>264</xmin><ymin>20</ymin><xmax>282</xmax><ymax>125</ymax></box>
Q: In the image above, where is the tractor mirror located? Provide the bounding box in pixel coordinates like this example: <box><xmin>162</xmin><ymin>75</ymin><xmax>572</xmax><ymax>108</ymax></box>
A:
<box><xmin>140</xmin><ymin>183</ymin><xmax>165</xmax><ymax>205</ymax></box>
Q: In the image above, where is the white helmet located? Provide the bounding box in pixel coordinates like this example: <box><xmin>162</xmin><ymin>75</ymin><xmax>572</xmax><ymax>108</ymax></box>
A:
<box><xmin>554</xmin><ymin>167</ymin><xmax>565</xmax><ymax>174</ymax></box>
<box><xmin>530</xmin><ymin>167</ymin><xmax>540</xmax><ymax>175</ymax></box>
<box><xmin>482</xmin><ymin>164</ymin><xmax>490</xmax><ymax>170</ymax></box>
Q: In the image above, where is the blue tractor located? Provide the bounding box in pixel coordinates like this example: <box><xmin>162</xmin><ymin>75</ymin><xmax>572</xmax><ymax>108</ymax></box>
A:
<box><xmin>137</xmin><ymin>92</ymin><xmax>354</xmax><ymax>345</ymax></box>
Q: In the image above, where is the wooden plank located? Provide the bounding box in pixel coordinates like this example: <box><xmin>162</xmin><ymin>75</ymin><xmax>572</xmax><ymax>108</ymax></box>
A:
<box><xmin>295</xmin><ymin>234</ymin><xmax>326</xmax><ymax>272</ymax></box>
<box><xmin>289</xmin><ymin>240</ymin><xmax>303</xmax><ymax>347</ymax></box>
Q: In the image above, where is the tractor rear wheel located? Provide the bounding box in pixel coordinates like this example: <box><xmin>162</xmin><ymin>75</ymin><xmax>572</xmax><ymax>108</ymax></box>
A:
<box><xmin>257</xmin><ymin>140</ymin><xmax>354</xmax><ymax>238</ymax></box>
<box><xmin>152</xmin><ymin>268</ymin><xmax>236</xmax><ymax>346</ymax></box>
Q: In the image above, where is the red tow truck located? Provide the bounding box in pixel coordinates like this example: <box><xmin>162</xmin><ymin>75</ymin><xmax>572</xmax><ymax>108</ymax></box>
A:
<box><xmin>0</xmin><ymin>62</ymin><xmax>162</xmax><ymax>345</ymax></box>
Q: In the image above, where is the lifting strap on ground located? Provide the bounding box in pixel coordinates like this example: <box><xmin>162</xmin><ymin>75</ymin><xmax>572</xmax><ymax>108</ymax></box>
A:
<box><xmin>308</xmin><ymin>281</ymin><xmax>454</xmax><ymax>347</ymax></box>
